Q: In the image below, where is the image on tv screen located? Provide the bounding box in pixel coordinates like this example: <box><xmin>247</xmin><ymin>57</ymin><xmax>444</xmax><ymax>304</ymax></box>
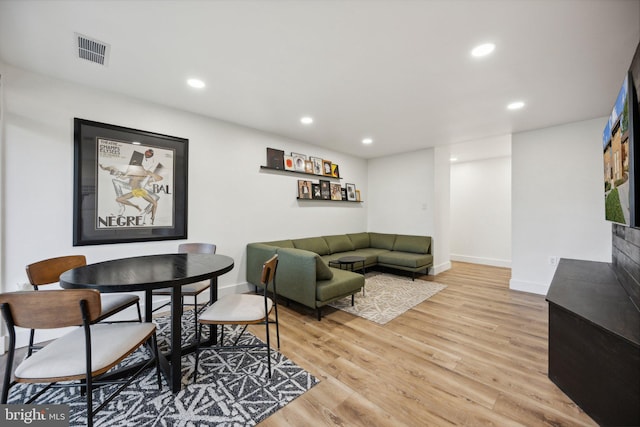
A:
<box><xmin>603</xmin><ymin>76</ymin><xmax>631</xmax><ymax>225</ymax></box>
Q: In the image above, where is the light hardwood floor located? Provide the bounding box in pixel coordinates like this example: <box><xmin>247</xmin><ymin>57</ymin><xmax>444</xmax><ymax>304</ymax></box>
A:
<box><xmin>251</xmin><ymin>262</ymin><xmax>597</xmax><ymax>427</ymax></box>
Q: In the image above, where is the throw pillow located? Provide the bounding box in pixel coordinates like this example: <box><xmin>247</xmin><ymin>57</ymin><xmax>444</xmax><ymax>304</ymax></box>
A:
<box><xmin>323</xmin><ymin>234</ymin><xmax>355</xmax><ymax>253</ymax></box>
<box><xmin>315</xmin><ymin>255</ymin><xmax>334</xmax><ymax>280</ymax></box>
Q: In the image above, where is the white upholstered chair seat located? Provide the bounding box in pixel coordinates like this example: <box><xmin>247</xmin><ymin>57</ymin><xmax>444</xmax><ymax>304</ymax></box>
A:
<box><xmin>100</xmin><ymin>293</ymin><xmax>139</xmax><ymax>316</ymax></box>
<box><xmin>153</xmin><ymin>280</ymin><xmax>209</xmax><ymax>295</ymax></box>
<box><xmin>15</xmin><ymin>322</ymin><xmax>156</xmax><ymax>380</ymax></box>
<box><xmin>200</xmin><ymin>294</ymin><xmax>273</xmax><ymax>323</ymax></box>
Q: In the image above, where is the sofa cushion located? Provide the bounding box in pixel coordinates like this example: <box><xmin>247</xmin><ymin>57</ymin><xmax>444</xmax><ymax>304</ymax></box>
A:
<box><xmin>378</xmin><ymin>252</ymin><xmax>433</xmax><ymax>269</ymax></box>
<box><xmin>262</xmin><ymin>239</ymin><xmax>295</xmax><ymax>248</ymax></box>
<box><xmin>315</xmin><ymin>254</ymin><xmax>334</xmax><ymax>280</ymax></box>
<box><xmin>347</xmin><ymin>232</ymin><xmax>370</xmax><ymax>249</ymax></box>
<box><xmin>369</xmin><ymin>232</ymin><xmax>396</xmax><ymax>250</ymax></box>
<box><xmin>393</xmin><ymin>235</ymin><xmax>431</xmax><ymax>254</ymax></box>
<box><xmin>316</xmin><ymin>268</ymin><xmax>363</xmax><ymax>303</ymax></box>
<box><xmin>323</xmin><ymin>234</ymin><xmax>355</xmax><ymax>254</ymax></box>
<box><xmin>293</xmin><ymin>237</ymin><xmax>330</xmax><ymax>255</ymax></box>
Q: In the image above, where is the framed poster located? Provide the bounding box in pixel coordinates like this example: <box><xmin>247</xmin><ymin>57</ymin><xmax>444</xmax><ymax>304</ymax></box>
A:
<box><xmin>284</xmin><ymin>154</ymin><xmax>295</xmax><ymax>171</ymax></box>
<box><xmin>304</xmin><ymin>159</ymin><xmax>314</xmax><ymax>174</ymax></box>
<box><xmin>298</xmin><ymin>180</ymin><xmax>312</xmax><ymax>199</ymax></box>
<box><xmin>266</xmin><ymin>147</ymin><xmax>284</xmax><ymax>170</ymax></box>
<box><xmin>310</xmin><ymin>157</ymin><xmax>323</xmax><ymax>175</ymax></box>
<box><xmin>322</xmin><ymin>160</ymin><xmax>333</xmax><ymax>176</ymax></box>
<box><xmin>73</xmin><ymin>118</ymin><xmax>188</xmax><ymax>246</ymax></box>
<box><xmin>331</xmin><ymin>163</ymin><xmax>340</xmax><ymax>178</ymax></box>
<box><xmin>319</xmin><ymin>179</ymin><xmax>331</xmax><ymax>200</ymax></box>
<box><xmin>330</xmin><ymin>183</ymin><xmax>342</xmax><ymax>200</ymax></box>
<box><xmin>312</xmin><ymin>183</ymin><xmax>322</xmax><ymax>199</ymax></box>
<box><xmin>346</xmin><ymin>183</ymin><xmax>357</xmax><ymax>201</ymax></box>
<box><xmin>292</xmin><ymin>152</ymin><xmax>307</xmax><ymax>172</ymax></box>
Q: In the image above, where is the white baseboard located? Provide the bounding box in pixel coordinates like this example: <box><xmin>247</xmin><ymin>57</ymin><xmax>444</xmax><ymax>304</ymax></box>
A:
<box><xmin>450</xmin><ymin>254</ymin><xmax>511</xmax><ymax>268</ymax></box>
<box><xmin>431</xmin><ymin>261</ymin><xmax>451</xmax><ymax>275</ymax></box>
<box><xmin>509</xmin><ymin>278</ymin><xmax>549</xmax><ymax>296</ymax></box>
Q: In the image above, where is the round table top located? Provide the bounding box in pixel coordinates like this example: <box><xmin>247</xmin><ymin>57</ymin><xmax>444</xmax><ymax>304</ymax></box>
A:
<box><xmin>335</xmin><ymin>255</ymin><xmax>366</xmax><ymax>263</ymax></box>
<box><xmin>59</xmin><ymin>253</ymin><xmax>234</xmax><ymax>293</ymax></box>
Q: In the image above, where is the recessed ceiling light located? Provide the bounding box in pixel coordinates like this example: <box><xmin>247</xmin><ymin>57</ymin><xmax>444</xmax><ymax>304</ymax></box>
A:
<box><xmin>450</xmin><ymin>157</ymin><xmax>458</xmax><ymax>162</ymax></box>
<box><xmin>507</xmin><ymin>101</ymin><xmax>525</xmax><ymax>110</ymax></box>
<box><xmin>362</xmin><ymin>138</ymin><xmax>373</xmax><ymax>145</ymax></box>
<box><xmin>187</xmin><ymin>78</ymin><xmax>205</xmax><ymax>89</ymax></box>
<box><xmin>300</xmin><ymin>116</ymin><xmax>314</xmax><ymax>125</ymax></box>
<box><xmin>471</xmin><ymin>43</ymin><xmax>495</xmax><ymax>58</ymax></box>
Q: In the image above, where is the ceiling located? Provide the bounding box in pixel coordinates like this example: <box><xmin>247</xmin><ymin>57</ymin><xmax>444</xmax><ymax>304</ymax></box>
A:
<box><xmin>0</xmin><ymin>0</ymin><xmax>638</xmax><ymax>159</ymax></box>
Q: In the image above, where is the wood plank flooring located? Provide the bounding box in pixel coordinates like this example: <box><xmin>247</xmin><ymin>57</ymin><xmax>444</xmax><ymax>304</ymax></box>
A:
<box><xmin>251</xmin><ymin>262</ymin><xmax>597</xmax><ymax>427</ymax></box>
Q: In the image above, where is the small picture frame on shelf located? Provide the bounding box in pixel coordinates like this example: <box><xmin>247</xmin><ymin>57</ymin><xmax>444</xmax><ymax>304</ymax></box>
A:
<box><xmin>356</xmin><ymin>189</ymin><xmax>361</xmax><ymax>201</ymax></box>
<box><xmin>298</xmin><ymin>180</ymin><xmax>312</xmax><ymax>199</ymax></box>
<box><xmin>319</xmin><ymin>179</ymin><xmax>331</xmax><ymax>200</ymax></box>
<box><xmin>322</xmin><ymin>160</ymin><xmax>332</xmax><ymax>176</ymax></box>
<box><xmin>310</xmin><ymin>157</ymin><xmax>323</xmax><ymax>175</ymax></box>
<box><xmin>312</xmin><ymin>183</ymin><xmax>322</xmax><ymax>199</ymax></box>
<box><xmin>292</xmin><ymin>153</ymin><xmax>307</xmax><ymax>172</ymax></box>
<box><xmin>341</xmin><ymin>187</ymin><xmax>347</xmax><ymax>200</ymax></box>
<box><xmin>305</xmin><ymin>159</ymin><xmax>314</xmax><ymax>174</ymax></box>
<box><xmin>284</xmin><ymin>154</ymin><xmax>295</xmax><ymax>171</ymax></box>
<box><xmin>266</xmin><ymin>147</ymin><xmax>285</xmax><ymax>170</ymax></box>
<box><xmin>331</xmin><ymin>163</ymin><xmax>340</xmax><ymax>178</ymax></box>
<box><xmin>330</xmin><ymin>183</ymin><xmax>342</xmax><ymax>200</ymax></box>
<box><xmin>346</xmin><ymin>183</ymin><xmax>357</xmax><ymax>201</ymax></box>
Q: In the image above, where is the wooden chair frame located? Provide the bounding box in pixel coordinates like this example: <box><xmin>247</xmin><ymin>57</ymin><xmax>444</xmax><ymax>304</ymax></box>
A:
<box><xmin>0</xmin><ymin>290</ymin><xmax>161</xmax><ymax>427</ymax></box>
<box><xmin>194</xmin><ymin>254</ymin><xmax>279</xmax><ymax>381</ymax></box>
<box><xmin>25</xmin><ymin>255</ymin><xmax>142</xmax><ymax>357</ymax></box>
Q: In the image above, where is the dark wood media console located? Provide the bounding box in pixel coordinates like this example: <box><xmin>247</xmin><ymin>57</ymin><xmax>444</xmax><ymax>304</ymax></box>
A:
<box><xmin>546</xmin><ymin>258</ymin><xmax>640</xmax><ymax>426</ymax></box>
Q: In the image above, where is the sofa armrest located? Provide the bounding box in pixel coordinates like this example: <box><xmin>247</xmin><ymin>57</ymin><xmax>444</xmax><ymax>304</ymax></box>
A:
<box><xmin>246</xmin><ymin>243</ymin><xmax>278</xmax><ymax>286</ymax></box>
<box><xmin>274</xmin><ymin>247</ymin><xmax>318</xmax><ymax>308</ymax></box>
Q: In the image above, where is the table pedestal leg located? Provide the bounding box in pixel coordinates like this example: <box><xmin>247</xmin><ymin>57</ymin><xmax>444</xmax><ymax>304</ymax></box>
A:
<box><xmin>169</xmin><ymin>286</ymin><xmax>182</xmax><ymax>392</ymax></box>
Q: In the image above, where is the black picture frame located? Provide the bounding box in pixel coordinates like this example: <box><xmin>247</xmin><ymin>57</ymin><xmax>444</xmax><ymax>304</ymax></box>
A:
<box><xmin>319</xmin><ymin>179</ymin><xmax>331</xmax><ymax>200</ymax></box>
<box><xmin>73</xmin><ymin>118</ymin><xmax>188</xmax><ymax>246</ymax></box>
<box><xmin>312</xmin><ymin>183</ymin><xmax>322</xmax><ymax>199</ymax></box>
<box><xmin>266</xmin><ymin>147</ymin><xmax>285</xmax><ymax>170</ymax></box>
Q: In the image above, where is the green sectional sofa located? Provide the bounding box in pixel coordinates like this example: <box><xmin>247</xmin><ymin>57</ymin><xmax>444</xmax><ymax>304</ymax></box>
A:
<box><xmin>246</xmin><ymin>232</ymin><xmax>433</xmax><ymax>320</ymax></box>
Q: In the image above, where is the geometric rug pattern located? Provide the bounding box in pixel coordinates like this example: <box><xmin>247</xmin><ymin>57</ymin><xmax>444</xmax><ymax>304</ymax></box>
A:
<box><xmin>329</xmin><ymin>272</ymin><xmax>447</xmax><ymax>324</ymax></box>
<box><xmin>7</xmin><ymin>310</ymin><xmax>318</xmax><ymax>426</ymax></box>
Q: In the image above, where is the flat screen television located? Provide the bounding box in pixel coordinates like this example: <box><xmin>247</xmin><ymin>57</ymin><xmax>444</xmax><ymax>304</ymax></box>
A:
<box><xmin>603</xmin><ymin>75</ymin><xmax>634</xmax><ymax>225</ymax></box>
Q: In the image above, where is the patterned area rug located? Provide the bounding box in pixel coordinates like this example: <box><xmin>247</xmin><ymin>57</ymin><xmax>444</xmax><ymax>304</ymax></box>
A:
<box><xmin>329</xmin><ymin>272</ymin><xmax>447</xmax><ymax>324</ymax></box>
<box><xmin>8</xmin><ymin>310</ymin><xmax>318</xmax><ymax>426</ymax></box>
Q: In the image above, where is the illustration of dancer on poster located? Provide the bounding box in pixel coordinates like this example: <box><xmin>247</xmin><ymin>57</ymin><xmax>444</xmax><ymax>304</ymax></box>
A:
<box><xmin>96</xmin><ymin>138</ymin><xmax>174</xmax><ymax>229</ymax></box>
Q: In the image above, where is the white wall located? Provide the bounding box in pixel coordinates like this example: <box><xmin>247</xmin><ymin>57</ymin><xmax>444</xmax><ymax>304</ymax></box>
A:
<box><xmin>511</xmin><ymin>117</ymin><xmax>612</xmax><ymax>294</ymax></box>
<box><xmin>433</xmin><ymin>145</ymin><xmax>452</xmax><ymax>274</ymax></box>
<box><xmin>367</xmin><ymin>148</ymin><xmax>449</xmax><ymax>273</ymax></box>
<box><xmin>367</xmin><ymin>148</ymin><xmax>434</xmax><ymax>235</ymax></box>
<box><xmin>450</xmin><ymin>156</ymin><xmax>512</xmax><ymax>267</ymax></box>
<box><xmin>0</xmin><ymin>63</ymin><xmax>368</xmax><ymax>344</ymax></box>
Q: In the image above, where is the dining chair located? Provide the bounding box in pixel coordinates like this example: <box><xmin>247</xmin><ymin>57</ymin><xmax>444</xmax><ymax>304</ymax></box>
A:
<box><xmin>25</xmin><ymin>255</ymin><xmax>142</xmax><ymax>357</ymax></box>
<box><xmin>152</xmin><ymin>243</ymin><xmax>217</xmax><ymax>333</ymax></box>
<box><xmin>193</xmin><ymin>254</ymin><xmax>279</xmax><ymax>381</ymax></box>
<box><xmin>0</xmin><ymin>289</ymin><xmax>161</xmax><ymax>427</ymax></box>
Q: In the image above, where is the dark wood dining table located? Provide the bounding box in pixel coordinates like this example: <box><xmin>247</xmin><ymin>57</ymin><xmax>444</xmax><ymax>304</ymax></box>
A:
<box><xmin>59</xmin><ymin>253</ymin><xmax>234</xmax><ymax>393</ymax></box>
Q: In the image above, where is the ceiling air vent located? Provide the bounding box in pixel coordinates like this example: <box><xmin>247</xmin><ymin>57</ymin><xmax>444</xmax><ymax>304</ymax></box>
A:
<box><xmin>75</xmin><ymin>33</ymin><xmax>110</xmax><ymax>66</ymax></box>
